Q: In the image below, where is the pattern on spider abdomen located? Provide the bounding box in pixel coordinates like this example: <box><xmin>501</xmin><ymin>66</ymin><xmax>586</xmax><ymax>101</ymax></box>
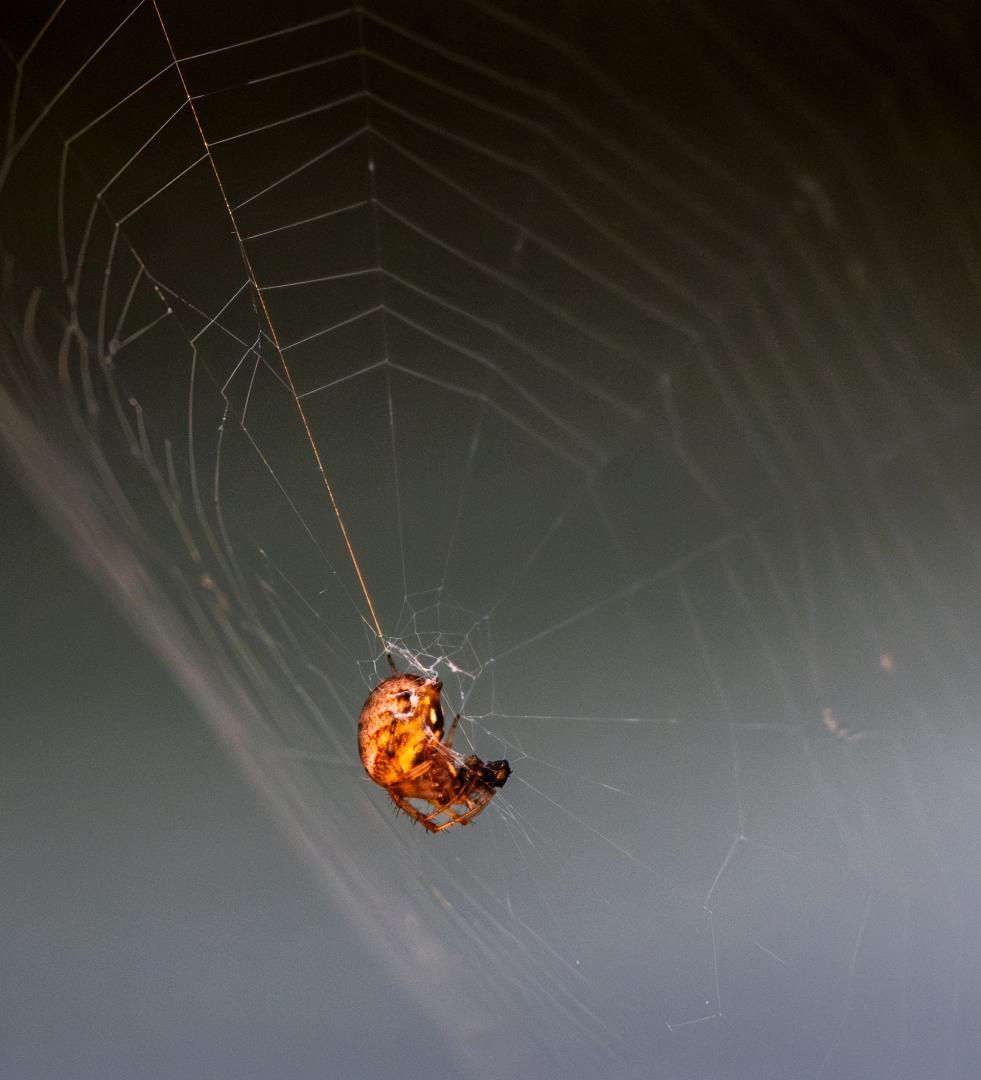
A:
<box><xmin>358</xmin><ymin>673</ymin><xmax>443</xmax><ymax>787</ymax></box>
<box><xmin>358</xmin><ymin>672</ymin><xmax>510</xmax><ymax>833</ymax></box>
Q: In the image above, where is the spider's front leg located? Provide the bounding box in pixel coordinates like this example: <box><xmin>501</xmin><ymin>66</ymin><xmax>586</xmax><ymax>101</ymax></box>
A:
<box><xmin>419</xmin><ymin>773</ymin><xmax>493</xmax><ymax>831</ymax></box>
<box><xmin>426</xmin><ymin>794</ymin><xmax>493</xmax><ymax>831</ymax></box>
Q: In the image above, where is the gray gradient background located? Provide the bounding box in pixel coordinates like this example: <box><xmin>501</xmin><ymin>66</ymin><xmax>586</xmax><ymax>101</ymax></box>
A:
<box><xmin>2</xmin><ymin>2</ymin><xmax>981</xmax><ymax>1079</ymax></box>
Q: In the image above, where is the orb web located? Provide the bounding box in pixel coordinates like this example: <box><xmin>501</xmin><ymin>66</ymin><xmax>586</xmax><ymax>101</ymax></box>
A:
<box><xmin>2</xmin><ymin>2</ymin><xmax>980</xmax><ymax>1078</ymax></box>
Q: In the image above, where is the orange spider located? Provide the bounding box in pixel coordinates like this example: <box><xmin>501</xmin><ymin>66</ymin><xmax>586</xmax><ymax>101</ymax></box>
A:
<box><xmin>358</xmin><ymin>673</ymin><xmax>510</xmax><ymax>833</ymax></box>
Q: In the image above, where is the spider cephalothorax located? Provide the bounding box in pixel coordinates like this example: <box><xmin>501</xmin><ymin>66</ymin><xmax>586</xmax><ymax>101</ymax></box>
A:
<box><xmin>358</xmin><ymin>673</ymin><xmax>510</xmax><ymax>833</ymax></box>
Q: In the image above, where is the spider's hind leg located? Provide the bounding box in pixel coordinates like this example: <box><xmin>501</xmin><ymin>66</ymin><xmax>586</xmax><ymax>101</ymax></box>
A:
<box><xmin>443</xmin><ymin>710</ymin><xmax>460</xmax><ymax>749</ymax></box>
<box><xmin>388</xmin><ymin>791</ymin><xmax>440</xmax><ymax>833</ymax></box>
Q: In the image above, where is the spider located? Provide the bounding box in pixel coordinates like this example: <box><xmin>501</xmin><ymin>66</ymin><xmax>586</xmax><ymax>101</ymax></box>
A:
<box><xmin>358</xmin><ymin>672</ymin><xmax>510</xmax><ymax>833</ymax></box>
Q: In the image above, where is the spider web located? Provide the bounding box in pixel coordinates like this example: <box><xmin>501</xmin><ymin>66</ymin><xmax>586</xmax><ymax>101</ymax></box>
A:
<box><xmin>2</xmin><ymin>2</ymin><xmax>981</xmax><ymax>1078</ymax></box>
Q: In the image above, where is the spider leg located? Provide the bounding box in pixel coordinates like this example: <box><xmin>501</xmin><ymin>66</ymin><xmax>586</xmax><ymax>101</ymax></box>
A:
<box><xmin>428</xmin><ymin>791</ymin><xmax>494</xmax><ymax>832</ymax></box>
<box><xmin>443</xmin><ymin>710</ymin><xmax>460</xmax><ymax>749</ymax></box>
<box><xmin>399</xmin><ymin>757</ymin><xmax>434</xmax><ymax>783</ymax></box>
<box><xmin>418</xmin><ymin>772</ymin><xmax>479</xmax><ymax>824</ymax></box>
<box><xmin>420</xmin><ymin>781</ymin><xmax>496</xmax><ymax>831</ymax></box>
<box><xmin>388</xmin><ymin>790</ymin><xmax>441</xmax><ymax>833</ymax></box>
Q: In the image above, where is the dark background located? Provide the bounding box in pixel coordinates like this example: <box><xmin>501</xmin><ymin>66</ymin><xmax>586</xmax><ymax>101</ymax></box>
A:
<box><xmin>2</xmin><ymin>3</ymin><xmax>981</xmax><ymax>1079</ymax></box>
<box><xmin>2</xmin><ymin>465</ymin><xmax>432</xmax><ymax>1079</ymax></box>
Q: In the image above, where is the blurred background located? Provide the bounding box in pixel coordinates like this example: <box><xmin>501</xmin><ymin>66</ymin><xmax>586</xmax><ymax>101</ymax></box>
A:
<box><xmin>2</xmin><ymin>2</ymin><xmax>980</xmax><ymax>1078</ymax></box>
